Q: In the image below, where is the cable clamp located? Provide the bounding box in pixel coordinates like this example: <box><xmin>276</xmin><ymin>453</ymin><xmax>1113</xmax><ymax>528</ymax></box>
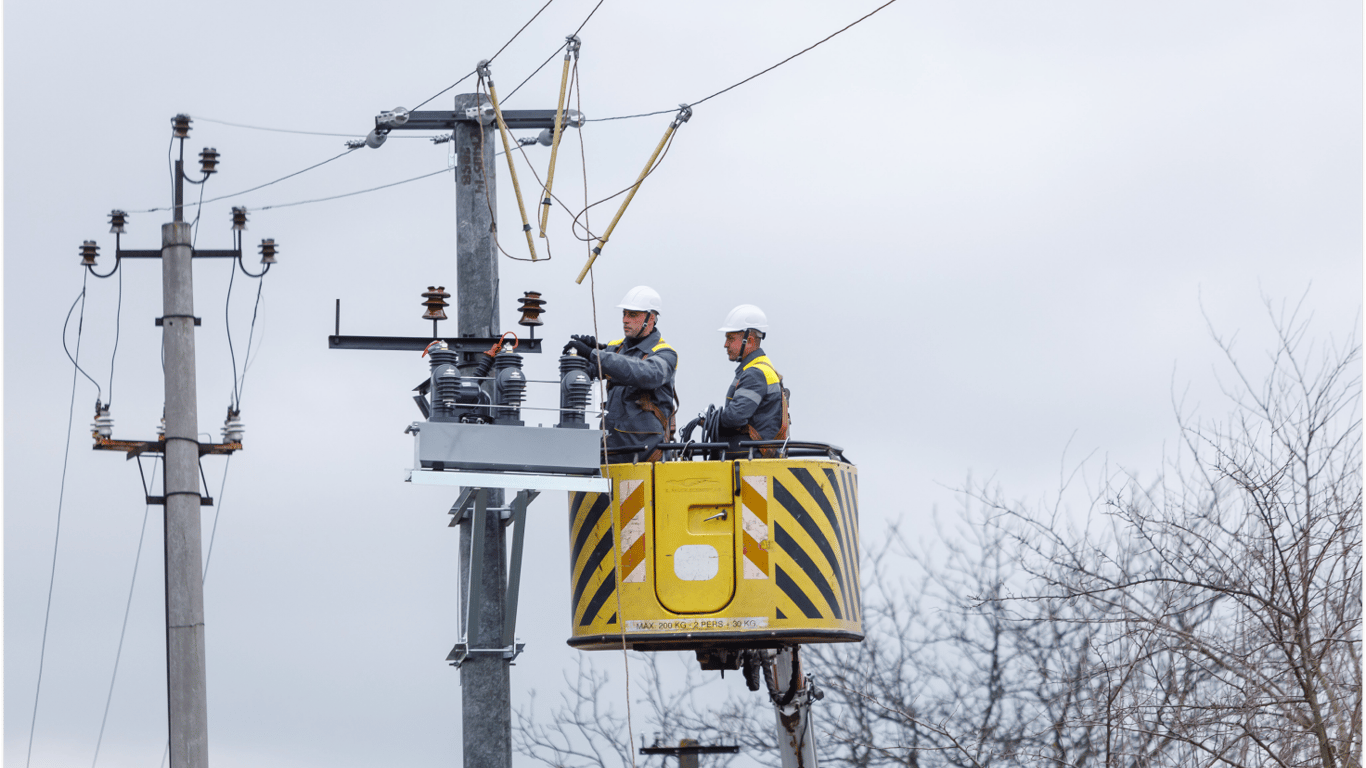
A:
<box><xmin>156</xmin><ymin>315</ymin><xmax>201</xmax><ymax>326</ymax></box>
<box><xmin>566</xmin><ymin>34</ymin><xmax>581</xmax><ymax>56</ymax></box>
<box><xmin>476</xmin><ymin>59</ymin><xmax>492</xmax><ymax>81</ymax></box>
<box><xmin>673</xmin><ymin>104</ymin><xmax>693</xmax><ymax>126</ymax></box>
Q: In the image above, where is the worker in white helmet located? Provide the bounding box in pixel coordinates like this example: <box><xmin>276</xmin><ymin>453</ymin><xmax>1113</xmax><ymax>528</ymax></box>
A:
<box><xmin>563</xmin><ymin>285</ymin><xmax>679</xmax><ymax>461</ymax></box>
<box><xmin>716</xmin><ymin>304</ymin><xmax>789</xmax><ymax>455</ymax></box>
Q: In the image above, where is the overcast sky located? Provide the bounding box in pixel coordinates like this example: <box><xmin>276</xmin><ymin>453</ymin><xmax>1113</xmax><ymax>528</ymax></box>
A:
<box><xmin>4</xmin><ymin>1</ymin><xmax>1361</xmax><ymax>766</ymax></box>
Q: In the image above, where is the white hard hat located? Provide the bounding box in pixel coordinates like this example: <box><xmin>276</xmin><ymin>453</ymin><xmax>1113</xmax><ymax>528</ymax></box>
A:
<box><xmin>617</xmin><ymin>285</ymin><xmax>662</xmax><ymax>313</ymax></box>
<box><xmin>719</xmin><ymin>304</ymin><xmax>768</xmax><ymax>334</ymax></box>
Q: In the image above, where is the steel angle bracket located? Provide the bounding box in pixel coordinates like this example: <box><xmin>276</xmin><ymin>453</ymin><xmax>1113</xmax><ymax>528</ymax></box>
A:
<box><xmin>446</xmin><ymin>642</ymin><xmax>526</xmax><ymax>669</ymax></box>
<box><xmin>453</xmin><ymin>488</ymin><xmax>537</xmax><ymax>668</ymax></box>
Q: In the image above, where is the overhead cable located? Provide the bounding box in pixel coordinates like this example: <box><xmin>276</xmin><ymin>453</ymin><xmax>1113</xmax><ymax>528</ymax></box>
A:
<box><xmin>193</xmin><ymin>116</ymin><xmax>362</xmax><ymax>138</ymax></box>
<box><xmin>90</xmin><ymin>468</ymin><xmax>156</xmax><ymax>768</ymax></box>
<box><xmin>411</xmin><ymin>0</ymin><xmax>559</xmax><ymax>111</ymax></box>
<box><xmin>503</xmin><ymin>0</ymin><xmax>604</xmax><ymax>105</ymax></box>
<box><xmin>131</xmin><ymin>147</ymin><xmax>361</xmax><ymax>214</ymax></box>
<box><xmin>586</xmin><ymin>0</ymin><xmax>902</xmax><ymax>122</ymax></box>
<box><xmin>256</xmin><ymin>166</ymin><xmax>451</xmax><ymax>211</ymax></box>
<box><xmin>29</xmin><ymin>278</ymin><xmax>94</xmax><ymax>768</ymax></box>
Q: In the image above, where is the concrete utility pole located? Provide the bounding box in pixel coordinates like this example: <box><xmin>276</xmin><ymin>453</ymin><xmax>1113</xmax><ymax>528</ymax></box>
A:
<box><xmin>452</xmin><ymin>91</ymin><xmax>512</xmax><ymax>768</ymax></box>
<box><xmin>163</xmin><ymin>133</ymin><xmax>210</xmax><ymax>768</ymax></box>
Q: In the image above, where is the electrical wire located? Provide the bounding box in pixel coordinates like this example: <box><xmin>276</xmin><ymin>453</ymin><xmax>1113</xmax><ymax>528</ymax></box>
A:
<box><xmin>411</xmin><ymin>0</ymin><xmax>559</xmax><ymax>111</ymax></box>
<box><xmin>225</xmin><ymin>261</ymin><xmax>243</xmax><ymax>410</ymax></box>
<box><xmin>502</xmin><ymin>0</ymin><xmax>605</xmax><ymax>105</ymax></box>
<box><xmin>106</xmin><ymin>266</ymin><xmax>122</xmax><ymax>408</ymax></box>
<box><xmin>63</xmin><ymin>278</ymin><xmax>101</xmax><ymax>401</ymax></box>
<box><xmin>29</xmin><ymin>277</ymin><xmax>94</xmax><ymax>768</ymax></box>
<box><xmin>202</xmin><ymin>456</ymin><xmax>231</xmax><ymax>583</ymax></box>
<box><xmin>131</xmin><ymin>147</ymin><xmax>362</xmax><ymax>214</ymax></box>
<box><xmin>257</xmin><ymin>166</ymin><xmax>451</xmax><ymax>211</ymax></box>
<box><xmin>236</xmin><ymin>280</ymin><xmax>267</xmax><ymax>405</ymax></box>
<box><xmin>193</xmin><ymin>116</ymin><xmax>362</xmax><ymax>138</ymax></box>
<box><xmin>586</xmin><ymin>0</ymin><xmax>902</xmax><ymax>121</ymax></box>
<box><xmin>90</xmin><ymin>465</ymin><xmax>156</xmax><ymax>768</ymax></box>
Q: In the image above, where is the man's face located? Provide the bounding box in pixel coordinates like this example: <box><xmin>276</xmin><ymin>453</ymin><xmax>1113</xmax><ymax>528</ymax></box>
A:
<box><xmin>623</xmin><ymin>309</ymin><xmax>653</xmax><ymax>339</ymax></box>
<box><xmin>724</xmin><ymin>331</ymin><xmax>748</xmax><ymax>362</ymax></box>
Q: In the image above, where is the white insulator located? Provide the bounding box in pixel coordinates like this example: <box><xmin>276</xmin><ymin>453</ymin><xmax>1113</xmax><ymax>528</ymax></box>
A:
<box><xmin>222</xmin><ymin>416</ymin><xmax>245</xmax><ymax>443</ymax></box>
<box><xmin>92</xmin><ymin>412</ymin><xmax>114</xmax><ymax>438</ymax></box>
<box><xmin>156</xmin><ymin>418</ymin><xmax>166</xmax><ymax>438</ymax></box>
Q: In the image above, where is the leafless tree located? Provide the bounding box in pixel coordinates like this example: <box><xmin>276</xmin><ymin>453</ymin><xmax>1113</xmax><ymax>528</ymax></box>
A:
<box><xmin>994</xmin><ymin>305</ymin><xmax>1362</xmax><ymax>768</ymax></box>
<box><xmin>515</xmin><ymin>651</ymin><xmax>750</xmax><ymax>768</ymax></box>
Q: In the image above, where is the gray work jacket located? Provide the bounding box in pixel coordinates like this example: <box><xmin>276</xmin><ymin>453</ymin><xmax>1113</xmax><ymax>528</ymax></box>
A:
<box><xmin>591</xmin><ymin>328</ymin><xmax>678</xmax><ymax>459</ymax></box>
<box><xmin>718</xmin><ymin>347</ymin><xmax>785</xmax><ymax>441</ymax></box>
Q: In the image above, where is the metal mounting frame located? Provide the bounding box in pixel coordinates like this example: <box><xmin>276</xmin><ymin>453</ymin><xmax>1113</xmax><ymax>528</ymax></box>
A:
<box><xmin>453</xmin><ymin>488</ymin><xmax>539</xmax><ymax>668</ymax></box>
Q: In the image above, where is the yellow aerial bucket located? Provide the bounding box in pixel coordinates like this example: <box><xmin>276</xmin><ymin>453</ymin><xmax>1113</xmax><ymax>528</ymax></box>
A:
<box><xmin>567</xmin><ymin>447</ymin><xmax>861</xmax><ymax>651</ymax></box>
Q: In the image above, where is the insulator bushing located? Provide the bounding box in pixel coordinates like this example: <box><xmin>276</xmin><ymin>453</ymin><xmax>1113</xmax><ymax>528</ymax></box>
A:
<box><xmin>517</xmin><ymin>291</ymin><xmax>546</xmax><ymax>328</ymax></box>
<box><xmin>80</xmin><ymin>241</ymin><xmax>99</xmax><ymax>266</ymax></box>
<box><xmin>91</xmin><ymin>403</ymin><xmax>114</xmax><ymax>438</ymax></box>
<box><xmin>557</xmin><ymin>353</ymin><xmax>592</xmax><ymax>429</ymax></box>
<box><xmin>171</xmin><ymin>114</ymin><xmax>192</xmax><ymax>138</ymax></box>
<box><xmin>231</xmin><ymin>207</ymin><xmax>248</xmax><ymax>231</ymax></box>
<box><xmin>222</xmin><ymin>409</ymin><xmax>245</xmax><ymax>443</ymax></box>
<box><xmin>109</xmin><ymin>210</ymin><xmax>127</xmax><ymax>234</ymax></box>
<box><xmin>422</xmin><ymin>286</ymin><xmax>450</xmax><ymax>321</ymax></box>
<box><xmin>199</xmin><ymin>147</ymin><xmax>220</xmax><ymax>175</ymax></box>
<box><xmin>428</xmin><ymin>348</ymin><xmax>463</xmax><ymax>422</ymax></box>
<box><xmin>493</xmin><ymin>352</ymin><xmax>526</xmax><ymax>426</ymax></box>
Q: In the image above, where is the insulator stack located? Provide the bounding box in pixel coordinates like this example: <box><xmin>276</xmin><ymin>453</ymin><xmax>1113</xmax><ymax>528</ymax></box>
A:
<box><xmin>259</xmin><ymin>239</ymin><xmax>278</xmax><ymax>265</ymax></box>
<box><xmin>199</xmin><ymin>147</ymin><xmax>220</xmax><ymax>175</ymax></box>
<box><xmin>493</xmin><ymin>350</ymin><xmax>527</xmax><ymax>426</ymax></box>
<box><xmin>517</xmin><ymin>291</ymin><xmax>547</xmax><ymax>332</ymax></box>
<box><xmin>171</xmin><ymin>114</ymin><xmax>192</xmax><ymax>138</ymax></box>
<box><xmin>222</xmin><ymin>407</ymin><xmax>245</xmax><ymax>443</ymax></box>
<box><xmin>557</xmin><ymin>352</ymin><xmax>592</xmax><ymax>429</ymax></box>
<box><xmin>422</xmin><ymin>286</ymin><xmax>450</xmax><ymax>323</ymax></box>
<box><xmin>80</xmin><ymin>241</ymin><xmax>100</xmax><ymax>266</ymax></box>
<box><xmin>230</xmin><ymin>207</ymin><xmax>248</xmax><ymax>231</ymax></box>
<box><xmin>91</xmin><ymin>402</ymin><xmax>114</xmax><ymax>438</ymax></box>
<box><xmin>109</xmin><ymin>210</ymin><xmax>128</xmax><ymax>234</ymax></box>
<box><xmin>428</xmin><ymin>346</ymin><xmax>463</xmax><ymax>422</ymax></box>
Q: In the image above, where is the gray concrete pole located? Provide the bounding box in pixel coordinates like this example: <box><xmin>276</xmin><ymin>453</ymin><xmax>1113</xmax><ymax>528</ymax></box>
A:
<box><xmin>772</xmin><ymin>648</ymin><xmax>818</xmax><ymax>768</ymax></box>
<box><xmin>161</xmin><ymin>220</ymin><xmax>210</xmax><ymax>768</ymax></box>
<box><xmin>453</xmin><ymin>91</ymin><xmax>512</xmax><ymax>768</ymax></box>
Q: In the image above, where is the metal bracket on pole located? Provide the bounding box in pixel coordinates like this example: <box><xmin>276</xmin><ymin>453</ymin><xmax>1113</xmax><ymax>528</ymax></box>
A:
<box><xmin>446</xmin><ymin>642</ymin><xmax>525</xmax><ymax>669</ymax></box>
<box><xmin>502</xmin><ymin>489</ymin><xmax>538</xmax><ymax>647</ymax></box>
<box><xmin>463</xmin><ymin>489</ymin><xmax>489</xmax><ymax>644</ymax></box>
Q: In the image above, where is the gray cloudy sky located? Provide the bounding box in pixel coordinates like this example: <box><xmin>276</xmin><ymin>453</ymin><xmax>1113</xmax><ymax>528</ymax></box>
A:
<box><xmin>5</xmin><ymin>1</ymin><xmax>1361</xmax><ymax>766</ymax></box>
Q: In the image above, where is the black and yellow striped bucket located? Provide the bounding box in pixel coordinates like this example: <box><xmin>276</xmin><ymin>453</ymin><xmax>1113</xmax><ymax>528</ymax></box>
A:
<box><xmin>567</xmin><ymin>457</ymin><xmax>861</xmax><ymax>651</ymax></box>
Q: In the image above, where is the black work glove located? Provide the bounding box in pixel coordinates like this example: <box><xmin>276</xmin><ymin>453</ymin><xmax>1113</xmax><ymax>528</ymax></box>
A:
<box><xmin>563</xmin><ymin>338</ymin><xmax>596</xmax><ymax>358</ymax></box>
<box><xmin>571</xmin><ymin>334</ymin><xmax>606</xmax><ymax>350</ymax></box>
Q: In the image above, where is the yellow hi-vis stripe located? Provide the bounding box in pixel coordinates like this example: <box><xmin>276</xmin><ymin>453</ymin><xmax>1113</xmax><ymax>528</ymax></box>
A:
<box><xmin>741</xmin><ymin>475</ymin><xmax>769</xmax><ymax>579</ymax></box>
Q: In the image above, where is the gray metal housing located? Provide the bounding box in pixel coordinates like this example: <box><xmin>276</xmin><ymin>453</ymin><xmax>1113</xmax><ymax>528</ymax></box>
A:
<box><xmin>412</xmin><ymin>421</ymin><xmax>603</xmax><ymax>475</ymax></box>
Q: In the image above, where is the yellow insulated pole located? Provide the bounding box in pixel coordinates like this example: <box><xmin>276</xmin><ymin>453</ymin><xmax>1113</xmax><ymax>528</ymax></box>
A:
<box><xmin>479</xmin><ymin>61</ymin><xmax>538</xmax><ymax>261</ymax></box>
<box><xmin>539</xmin><ymin>35</ymin><xmax>580</xmax><ymax>238</ymax></box>
<box><xmin>575</xmin><ymin>104</ymin><xmax>692</xmax><ymax>285</ymax></box>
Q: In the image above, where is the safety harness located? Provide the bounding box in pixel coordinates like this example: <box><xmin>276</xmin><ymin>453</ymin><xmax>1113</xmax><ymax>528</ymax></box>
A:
<box><xmin>740</xmin><ymin>355</ymin><xmax>790</xmax><ymax>456</ymax></box>
<box><xmin>607</xmin><ymin>335</ymin><xmax>679</xmax><ymax>460</ymax></box>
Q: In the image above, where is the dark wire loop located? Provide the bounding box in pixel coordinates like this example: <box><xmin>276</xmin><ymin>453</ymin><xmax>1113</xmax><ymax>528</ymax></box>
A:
<box><xmin>85</xmin><ymin>254</ymin><xmax>122</xmax><ymax>280</ymax></box>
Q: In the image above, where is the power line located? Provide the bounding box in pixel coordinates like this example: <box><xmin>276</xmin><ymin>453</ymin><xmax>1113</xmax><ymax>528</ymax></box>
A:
<box><xmin>689</xmin><ymin>0</ymin><xmax>901</xmax><ymax>108</ymax></box>
<box><xmin>132</xmin><ymin>147</ymin><xmax>361</xmax><ymax>214</ymax></box>
<box><xmin>193</xmin><ymin>116</ymin><xmax>362</xmax><ymax>138</ymax></box>
<box><xmin>411</xmin><ymin>0</ymin><xmax>560</xmax><ymax>111</ymax></box>
<box><xmin>587</xmin><ymin>0</ymin><xmax>902</xmax><ymax>122</ymax></box>
<box><xmin>503</xmin><ymin>0</ymin><xmax>606</xmax><ymax>104</ymax></box>
<box><xmin>29</xmin><ymin>278</ymin><xmax>93</xmax><ymax>768</ymax></box>
<box><xmin>256</xmin><ymin>166</ymin><xmax>452</xmax><ymax>211</ymax></box>
<box><xmin>91</xmin><ymin>466</ymin><xmax>156</xmax><ymax>768</ymax></box>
